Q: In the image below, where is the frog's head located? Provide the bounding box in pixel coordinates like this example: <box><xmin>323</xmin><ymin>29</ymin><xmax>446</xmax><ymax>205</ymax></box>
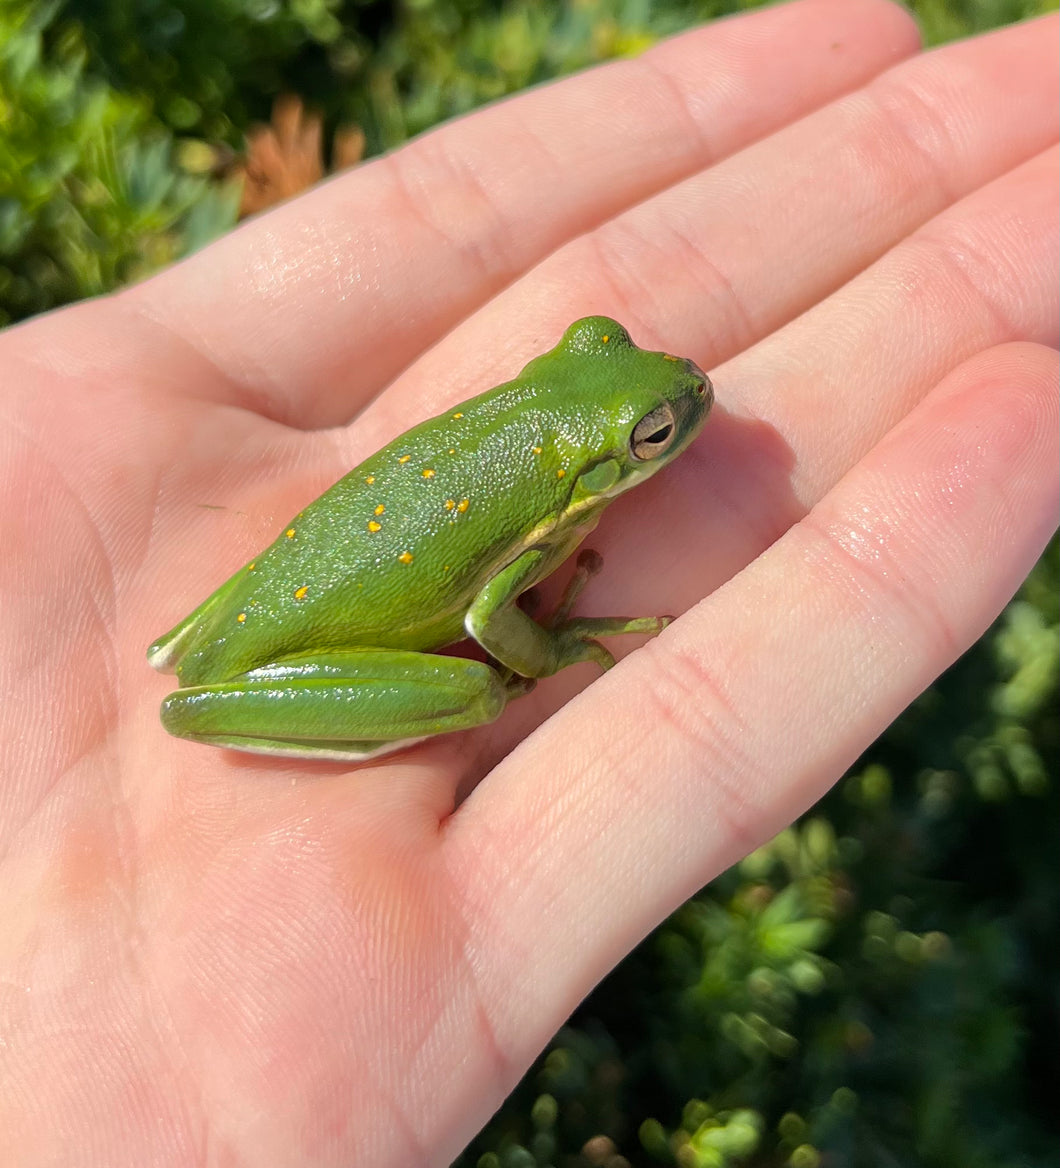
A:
<box><xmin>534</xmin><ymin>316</ymin><xmax>713</xmax><ymax>498</ymax></box>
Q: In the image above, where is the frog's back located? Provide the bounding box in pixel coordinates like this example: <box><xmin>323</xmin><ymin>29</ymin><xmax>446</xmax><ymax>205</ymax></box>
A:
<box><xmin>154</xmin><ymin>379</ymin><xmax>580</xmax><ymax>685</ymax></box>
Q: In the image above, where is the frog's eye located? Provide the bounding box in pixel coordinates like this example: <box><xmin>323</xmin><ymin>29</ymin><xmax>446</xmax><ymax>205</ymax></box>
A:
<box><xmin>630</xmin><ymin>405</ymin><xmax>676</xmax><ymax>460</ymax></box>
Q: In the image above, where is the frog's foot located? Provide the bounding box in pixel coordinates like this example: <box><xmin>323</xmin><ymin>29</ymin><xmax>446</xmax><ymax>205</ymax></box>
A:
<box><xmin>489</xmin><ymin>670</ymin><xmax>537</xmax><ymax>697</ymax></box>
<box><xmin>546</xmin><ymin>549</ymin><xmax>672</xmax><ymax>670</ymax></box>
<box><xmin>467</xmin><ymin>545</ymin><xmax>675</xmax><ymax>680</ymax></box>
<box><xmin>546</xmin><ymin>548</ymin><xmax>605</xmax><ymax>629</ymax></box>
<box><xmin>547</xmin><ymin>613</ymin><xmax>673</xmax><ymax>672</ymax></box>
<box><xmin>159</xmin><ymin>649</ymin><xmax>509</xmax><ymax>761</ymax></box>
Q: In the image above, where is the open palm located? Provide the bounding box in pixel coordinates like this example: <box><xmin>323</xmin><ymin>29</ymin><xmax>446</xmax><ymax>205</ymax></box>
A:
<box><xmin>1</xmin><ymin>2</ymin><xmax>1056</xmax><ymax>1164</ymax></box>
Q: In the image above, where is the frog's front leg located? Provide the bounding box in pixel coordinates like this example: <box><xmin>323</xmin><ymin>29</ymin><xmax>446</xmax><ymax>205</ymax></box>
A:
<box><xmin>466</xmin><ymin>549</ymin><xmax>671</xmax><ymax>679</ymax></box>
<box><xmin>159</xmin><ymin>650</ymin><xmax>513</xmax><ymax>761</ymax></box>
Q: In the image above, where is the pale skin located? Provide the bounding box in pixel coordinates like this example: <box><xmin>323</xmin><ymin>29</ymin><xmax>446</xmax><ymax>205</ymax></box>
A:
<box><xmin>0</xmin><ymin>1</ymin><xmax>1057</xmax><ymax>1164</ymax></box>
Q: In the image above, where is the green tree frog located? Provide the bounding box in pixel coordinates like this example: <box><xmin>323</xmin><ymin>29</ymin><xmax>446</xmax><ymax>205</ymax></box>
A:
<box><xmin>148</xmin><ymin>317</ymin><xmax>713</xmax><ymax>760</ymax></box>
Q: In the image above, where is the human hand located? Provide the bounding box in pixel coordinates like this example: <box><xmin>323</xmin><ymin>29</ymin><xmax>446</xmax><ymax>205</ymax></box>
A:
<box><xmin>1</xmin><ymin>1</ymin><xmax>1056</xmax><ymax>1163</ymax></box>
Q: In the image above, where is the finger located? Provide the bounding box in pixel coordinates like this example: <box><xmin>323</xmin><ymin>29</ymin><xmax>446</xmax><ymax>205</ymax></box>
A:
<box><xmin>122</xmin><ymin>0</ymin><xmax>918</xmax><ymax>424</ymax></box>
<box><xmin>730</xmin><ymin>147</ymin><xmax>1059</xmax><ymax>503</ymax></box>
<box><xmin>374</xmin><ymin>12</ymin><xmax>1058</xmax><ymax>446</ymax></box>
<box><xmin>593</xmin><ymin>146</ymin><xmax>1056</xmax><ymax>631</ymax></box>
<box><xmin>446</xmin><ymin>340</ymin><xmax>1058</xmax><ymax>1071</ymax></box>
<box><xmin>440</xmin><ymin>140</ymin><xmax>1057</xmax><ymax>782</ymax></box>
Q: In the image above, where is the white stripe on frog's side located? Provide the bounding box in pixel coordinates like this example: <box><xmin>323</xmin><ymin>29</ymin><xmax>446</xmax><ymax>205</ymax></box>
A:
<box><xmin>186</xmin><ymin>734</ymin><xmax>429</xmax><ymax>762</ymax></box>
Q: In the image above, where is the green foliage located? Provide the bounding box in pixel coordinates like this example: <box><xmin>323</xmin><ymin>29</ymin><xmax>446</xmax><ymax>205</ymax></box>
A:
<box><xmin>59</xmin><ymin>0</ymin><xmax>371</xmax><ymax>139</ymax></box>
<box><xmin>0</xmin><ymin>0</ymin><xmax>238</xmax><ymax>325</ymax></box>
<box><xmin>57</xmin><ymin>0</ymin><xmax>1060</xmax><ymax>151</ymax></box>
<box><xmin>56</xmin><ymin>0</ymin><xmax>700</xmax><ymax>152</ymax></box>
<box><xmin>912</xmin><ymin>0</ymin><xmax>1056</xmax><ymax>44</ymax></box>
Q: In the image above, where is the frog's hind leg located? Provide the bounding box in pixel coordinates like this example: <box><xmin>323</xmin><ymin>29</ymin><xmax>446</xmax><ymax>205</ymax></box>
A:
<box><xmin>159</xmin><ymin>649</ymin><xmax>509</xmax><ymax>761</ymax></box>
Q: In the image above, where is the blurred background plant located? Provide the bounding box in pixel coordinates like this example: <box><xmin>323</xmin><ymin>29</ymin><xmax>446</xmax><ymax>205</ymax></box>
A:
<box><xmin>1</xmin><ymin>0</ymin><xmax>1056</xmax><ymax>1163</ymax></box>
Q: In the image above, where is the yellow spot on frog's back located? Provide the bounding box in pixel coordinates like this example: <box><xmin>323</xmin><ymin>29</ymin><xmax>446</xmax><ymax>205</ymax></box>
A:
<box><xmin>532</xmin><ymin>446</ymin><xmax>542</xmax><ymax>455</ymax></box>
<box><xmin>452</xmin><ymin>412</ymin><xmax>464</xmax><ymax>420</ymax></box>
<box><xmin>457</xmin><ymin>498</ymin><xmax>470</xmax><ymax>513</ymax></box>
<box><xmin>444</xmin><ymin>499</ymin><xmax>456</xmax><ymax>511</ymax></box>
<box><xmin>398</xmin><ymin>455</ymin><xmax>411</xmax><ymax>464</ymax></box>
<box><xmin>365</xmin><ymin>474</ymin><xmax>375</xmax><ymax>485</ymax></box>
<box><xmin>601</xmin><ymin>334</ymin><xmax>610</xmax><ymax>343</ymax></box>
<box><xmin>422</xmin><ymin>468</ymin><xmax>435</xmax><ymax>478</ymax></box>
<box><xmin>368</xmin><ymin>520</ymin><xmax>382</xmax><ymax>532</ymax></box>
<box><xmin>399</xmin><ymin>551</ymin><xmax>414</xmax><ymax>564</ymax></box>
<box><xmin>448</xmin><ymin>448</ymin><xmax>456</xmax><ymax>455</ymax></box>
<box><xmin>294</xmin><ymin>585</ymin><xmax>308</xmax><ymax>600</ymax></box>
<box><xmin>374</xmin><ymin>504</ymin><xmax>385</xmax><ymax>515</ymax></box>
<box><xmin>663</xmin><ymin>353</ymin><xmax>679</xmax><ymax>362</ymax></box>
<box><xmin>247</xmin><ymin>562</ymin><xmax>256</xmax><ymax>571</ymax></box>
<box><xmin>236</xmin><ymin>612</ymin><xmax>246</xmax><ymax>624</ymax></box>
<box><xmin>556</xmin><ymin>469</ymin><xmax>566</xmax><ymax>479</ymax></box>
<box><xmin>285</xmin><ymin>528</ymin><xmax>296</xmax><ymax>538</ymax></box>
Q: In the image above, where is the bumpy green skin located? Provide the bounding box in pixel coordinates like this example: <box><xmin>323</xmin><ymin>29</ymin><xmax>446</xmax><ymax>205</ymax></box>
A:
<box><xmin>148</xmin><ymin>317</ymin><xmax>713</xmax><ymax>760</ymax></box>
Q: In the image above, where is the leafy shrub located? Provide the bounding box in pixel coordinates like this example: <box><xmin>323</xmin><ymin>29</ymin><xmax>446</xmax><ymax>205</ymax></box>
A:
<box><xmin>59</xmin><ymin>0</ymin><xmax>370</xmax><ymax>139</ymax></box>
<box><xmin>0</xmin><ymin>0</ymin><xmax>238</xmax><ymax>325</ymax></box>
<box><xmin>58</xmin><ymin>0</ymin><xmax>1058</xmax><ymax>152</ymax></box>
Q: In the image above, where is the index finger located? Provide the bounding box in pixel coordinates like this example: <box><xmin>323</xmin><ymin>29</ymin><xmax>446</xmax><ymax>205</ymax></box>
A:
<box><xmin>126</xmin><ymin>0</ymin><xmax>918</xmax><ymax>426</ymax></box>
